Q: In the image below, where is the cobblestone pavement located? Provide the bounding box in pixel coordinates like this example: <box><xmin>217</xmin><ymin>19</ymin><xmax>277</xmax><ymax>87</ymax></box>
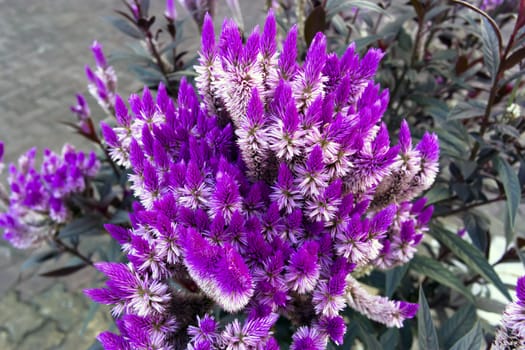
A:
<box><xmin>0</xmin><ymin>1</ymin><xmax>264</xmax><ymax>348</ymax></box>
<box><xmin>0</xmin><ymin>1</ymin><xmax>143</xmax><ymax>348</ymax></box>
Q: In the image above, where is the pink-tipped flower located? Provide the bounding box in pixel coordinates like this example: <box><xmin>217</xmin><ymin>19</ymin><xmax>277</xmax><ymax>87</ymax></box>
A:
<box><xmin>165</xmin><ymin>0</ymin><xmax>177</xmax><ymax>21</ymax></box>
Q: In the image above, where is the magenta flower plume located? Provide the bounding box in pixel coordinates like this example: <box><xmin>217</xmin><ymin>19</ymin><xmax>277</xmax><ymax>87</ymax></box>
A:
<box><xmin>493</xmin><ymin>275</ymin><xmax>525</xmax><ymax>349</ymax></box>
<box><xmin>85</xmin><ymin>41</ymin><xmax>117</xmax><ymax>114</ymax></box>
<box><xmin>0</xmin><ymin>145</ymin><xmax>99</xmax><ymax>249</ymax></box>
<box><xmin>86</xmin><ymin>10</ymin><xmax>439</xmax><ymax>349</ymax></box>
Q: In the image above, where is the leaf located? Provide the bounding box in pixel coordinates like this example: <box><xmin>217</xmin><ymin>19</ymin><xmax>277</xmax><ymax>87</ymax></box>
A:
<box><xmin>501</xmin><ymin>47</ymin><xmax>525</xmax><ymax>71</ymax></box>
<box><xmin>429</xmin><ymin>224</ymin><xmax>512</xmax><ymax>300</ymax></box>
<box><xmin>167</xmin><ymin>70</ymin><xmax>199</xmax><ymax>79</ymax></box>
<box><xmin>424</xmin><ymin>5</ymin><xmax>450</xmax><ymax>21</ymax></box>
<box><xmin>449</xmin><ymin>322</ymin><xmax>483</xmax><ymax>350</ymax></box>
<box><xmin>81</xmin><ymin>302</ymin><xmax>101</xmax><ymax>335</ymax></box>
<box><xmin>87</xmin><ymin>339</ymin><xmax>104</xmax><ymax>350</ymax></box>
<box><xmin>494</xmin><ymin>156</ymin><xmax>521</xmax><ymax>246</ymax></box>
<box><xmin>21</xmin><ymin>250</ymin><xmax>61</xmax><ymax>270</ymax></box>
<box><xmin>380</xmin><ymin>328</ymin><xmax>400</xmax><ymax>350</ymax></box>
<box><xmin>104</xmin><ymin>16</ymin><xmax>143</xmax><ymax>39</ymax></box>
<box><xmin>447</xmin><ymin>101</ymin><xmax>486</xmax><ymax>121</ymax></box>
<box><xmin>417</xmin><ymin>287</ymin><xmax>440</xmax><ymax>350</ymax></box>
<box><xmin>385</xmin><ymin>264</ymin><xmax>409</xmax><ymax>297</ymax></box>
<box><xmin>39</xmin><ymin>263</ymin><xmax>88</xmax><ymax>277</ymax></box>
<box><xmin>326</xmin><ymin>0</ymin><xmax>390</xmax><ymax>18</ymax></box>
<box><xmin>463</xmin><ymin>211</ymin><xmax>490</xmax><ymax>253</ymax></box>
<box><xmin>358</xmin><ymin>324</ymin><xmax>383</xmax><ymax>350</ymax></box>
<box><xmin>411</xmin><ymin>255</ymin><xmax>474</xmax><ymax>302</ymax></box>
<box><xmin>438</xmin><ymin>304</ymin><xmax>477</xmax><ymax>349</ymax></box>
<box><xmin>139</xmin><ymin>0</ymin><xmax>150</xmax><ymax>17</ymax></box>
<box><xmin>480</xmin><ymin>16</ymin><xmax>501</xmax><ymax>84</ymax></box>
<box><xmin>425</xmin><ymin>184</ymin><xmax>451</xmax><ymax>205</ymax></box>
<box><xmin>474</xmin><ymin>296</ymin><xmax>506</xmax><ymax>314</ymax></box>
<box><xmin>109</xmin><ymin>210</ymin><xmax>130</xmax><ymax>224</ymax></box>
<box><xmin>304</xmin><ymin>6</ymin><xmax>327</xmax><ymax>47</ymax></box>
<box><xmin>58</xmin><ymin>215</ymin><xmax>105</xmax><ymax>238</ymax></box>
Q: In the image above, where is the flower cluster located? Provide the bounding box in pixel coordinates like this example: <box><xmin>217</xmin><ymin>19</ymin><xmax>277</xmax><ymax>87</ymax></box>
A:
<box><xmin>85</xmin><ymin>41</ymin><xmax>117</xmax><ymax>114</ymax></box>
<box><xmin>493</xmin><ymin>275</ymin><xmax>525</xmax><ymax>349</ymax></box>
<box><xmin>481</xmin><ymin>0</ymin><xmax>504</xmax><ymax>11</ymax></box>
<box><xmin>0</xmin><ymin>143</ymin><xmax>99</xmax><ymax>249</ymax></box>
<box><xmin>86</xmin><ymin>12</ymin><xmax>439</xmax><ymax>349</ymax></box>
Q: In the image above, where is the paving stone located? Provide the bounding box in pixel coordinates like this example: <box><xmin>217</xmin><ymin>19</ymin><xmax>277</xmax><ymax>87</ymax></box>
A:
<box><xmin>0</xmin><ymin>292</ymin><xmax>45</xmax><ymax>343</ymax></box>
<box><xmin>31</xmin><ymin>283</ymin><xmax>87</xmax><ymax>332</ymax></box>
<box><xmin>0</xmin><ymin>1</ymin><xmax>266</xmax><ymax>348</ymax></box>
<box><xmin>0</xmin><ymin>330</ymin><xmax>12</xmax><ymax>349</ymax></box>
<box><xmin>18</xmin><ymin>321</ymin><xmax>65</xmax><ymax>350</ymax></box>
<box><xmin>0</xmin><ymin>246</ymin><xmax>11</xmax><ymax>268</ymax></box>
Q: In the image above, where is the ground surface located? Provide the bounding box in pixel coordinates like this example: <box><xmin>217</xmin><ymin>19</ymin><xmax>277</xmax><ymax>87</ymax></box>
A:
<box><xmin>0</xmin><ymin>0</ymin><xmax>263</xmax><ymax>348</ymax></box>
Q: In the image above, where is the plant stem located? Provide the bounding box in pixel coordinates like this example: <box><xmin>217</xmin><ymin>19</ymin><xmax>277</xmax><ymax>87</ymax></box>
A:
<box><xmin>54</xmin><ymin>237</ymin><xmax>94</xmax><ymax>266</ymax></box>
<box><xmin>433</xmin><ymin>195</ymin><xmax>505</xmax><ymax>218</ymax></box>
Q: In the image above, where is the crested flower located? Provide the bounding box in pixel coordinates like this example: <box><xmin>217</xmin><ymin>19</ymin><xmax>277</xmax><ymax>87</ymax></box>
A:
<box><xmin>345</xmin><ymin>275</ymin><xmax>419</xmax><ymax>328</ymax></box>
<box><xmin>87</xmin><ymin>10</ymin><xmax>438</xmax><ymax>349</ymax></box>
<box><xmin>86</xmin><ymin>41</ymin><xmax>117</xmax><ymax>114</ymax></box>
<box><xmin>493</xmin><ymin>275</ymin><xmax>525</xmax><ymax>349</ymax></box>
<box><xmin>0</xmin><ymin>145</ymin><xmax>99</xmax><ymax>249</ymax></box>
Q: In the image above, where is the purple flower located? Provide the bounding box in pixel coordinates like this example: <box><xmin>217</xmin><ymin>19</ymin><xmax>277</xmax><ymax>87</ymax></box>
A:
<box><xmin>345</xmin><ymin>275</ymin><xmax>419</xmax><ymax>328</ymax></box>
<box><xmin>493</xmin><ymin>275</ymin><xmax>525</xmax><ymax>348</ymax></box>
<box><xmin>165</xmin><ymin>0</ymin><xmax>177</xmax><ymax>21</ymax></box>
<box><xmin>89</xmin><ymin>10</ymin><xmax>439</xmax><ymax>348</ymax></box>
<box><xmin>0</xmin><ymin>145</ymin><xmax>99</xmax><ymax>249</ymax></box>
<box><xmin>290</xmin><ymin>326</ymin><xmax>327</xmax><ymax>350</ymax></box>
<box><xmin>85</xmin><ymin>41</ymin><xmax>117</xmax><ymax>114</ymax></box>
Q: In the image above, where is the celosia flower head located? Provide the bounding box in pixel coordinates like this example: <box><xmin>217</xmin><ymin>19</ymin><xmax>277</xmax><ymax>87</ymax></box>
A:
<box><xmin>87</xmin><ymin>11</ymin><xmax>439</xmax><ymax>349</ymax></box>
<box><xmin>493</xmin><ymin>275</ymin><xmax>525</xmax><ymax>349</ymax></box>
<box><xmin>0</xmin><ymin>145</ymin><xmax>99</xmax><ymax>249</ymax></box>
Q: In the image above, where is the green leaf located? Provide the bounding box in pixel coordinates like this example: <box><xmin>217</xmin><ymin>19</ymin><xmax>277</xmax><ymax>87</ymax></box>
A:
<box><xmin>411</xmin><ymin>255</ymin><xmax>474</xmax><ymax>302</ymax></box>
<box><xmin>358</xmin><ymin>324</ymin><xmax>383</xmax><ymax>350</ymax></box>
<box><xmin>167</xmin><ymin>70</ymin><xmax>199</xmax><ymax>79</ymax></box>
<box><xmin>380</xmin><ymin>328</ymin><xmax>400</xmax><ymax>350</ymax></box>
<box><xmin>480</xmin><ymin>16</ymin><xmax>501</xmax><ymax>84</ymax></box>
<box><xmin>438</xmin><ymin>304</ymin><xmax>477</xmax><ymax>349</ymax></box>
<box><xmin>58</xmin><ymin>214</ymin><xmax>105</xmax><ymax>238</ymax></box>
<box><xmin>447</xmin><ymin>101</ymin><xmax>486</xmax><ymax>121</ymax></box>
<box><xmin>449</xmin><ymin>322</ymin><xmax>483</xmax><ymax>350</ymax></box>
<box><xmin>418</xmin><ymin>287</ymin><xmax>440</xmax><ymax>350</ymax></box>
<box><xmin>385</xmin><ymin>264</ymin><xmax>409</xmax><ymax>297</ymax></box>
<box><xmin>429</xmin><ymin>224</ymin><xmax>512</xmax><ymax>300</ymax></box>
<box><xmin>21</xmin><ymin>250</ymin><xmax>61</xmax><ymax>270</ymax></box>
<box><xmin>494</xmin><ymin>156</ymin><xmax>521</xmax><ymax>246</ymax></box>
<box><xmin>104</xmin><ymin>16</ymin><xmax>143</xmax><ymax>39</ymax></box>
<box><xmin>326</xmin><ymin>0</ymin><xmax>390</xmax><ymax>18</ymax></box>
<box><xmin>425</xmin><ymin>185</ymin><xmax>451</xmax><ymax>205</ymax></box>
<box><xmin>474</xmin><ymin>296</ymin><xmax>506</xmax><ymax>314</ymax></box>
<box><xmin>463</xmin><ymin>211</ymin><xmax>490</xmax><ymax>253</ymax></box>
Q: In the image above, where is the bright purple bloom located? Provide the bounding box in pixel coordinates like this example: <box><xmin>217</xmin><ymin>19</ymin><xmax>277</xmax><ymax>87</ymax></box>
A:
<box><xmin>165</xmin><ymin>0</ymin><xmax>176</xmax><ymax>21</ymax></box>
<box><xmin>0</xmin><ymin>145</ymin><xmax>99</xmax><ymax>249</ymax></box>
<box><xmin>291</xmin><ymin>326</ymin><xmax>327</xmax><ymax>350</ymax></box>
<box><xmin>85</xmin><ymin>41</ymin><xmax>117</xmax><ymax>114</ymax></box>
<box><xmin>493</xmin><ymin>275</ymin><xmax>525</xmax><ymax>349</ymax></box>
<box><xmin>87</xmin><ymin>10</ymin><xmax>439</xmax><ymax>349</ymax></box>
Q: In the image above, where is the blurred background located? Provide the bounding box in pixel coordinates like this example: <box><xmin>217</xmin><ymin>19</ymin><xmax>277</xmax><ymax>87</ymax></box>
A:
<box><xmin>0</xmin><ymin>1</ymin><xmax>263</xmax><ymax>348</ymax></box>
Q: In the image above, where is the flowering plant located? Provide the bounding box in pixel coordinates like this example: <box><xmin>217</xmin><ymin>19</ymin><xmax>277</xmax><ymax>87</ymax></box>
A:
<box><xmin>2</xmin><ymin>0</ymin><xmax>525</xmax><ymax>349</ymax></box>
<box><xmin>80</xmin><ymin>11</ymin><xmax>441</xmax><ymax>349</ymax></box>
